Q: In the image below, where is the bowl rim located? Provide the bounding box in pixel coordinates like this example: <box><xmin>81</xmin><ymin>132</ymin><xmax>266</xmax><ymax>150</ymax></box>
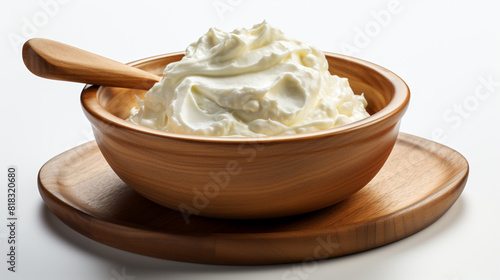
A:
<box><xmin>81</xmin><ymin>51</ymin><xmax>410</xmax><ymax>143</ymax></box>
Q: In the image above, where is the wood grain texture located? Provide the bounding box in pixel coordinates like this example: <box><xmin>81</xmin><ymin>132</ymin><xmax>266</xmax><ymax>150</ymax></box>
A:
<box><xmin>22</xmin><ymin>38</ymin><xmax>160</xmax><ymax>89</ymax></box>
<box><xmin>80</xmin><ymin>52</ymin><xmax>410</xmax><ymax>219</ymax></box>
<box><xmin>38</xmin><ymin>133</ymin><xmax>468</xmax><ymax>265</ymax></box>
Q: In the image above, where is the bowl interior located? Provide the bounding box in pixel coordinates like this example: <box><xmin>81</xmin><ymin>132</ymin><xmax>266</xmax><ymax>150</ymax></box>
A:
<box><xmin>326</xmin><ymin>54</ymin><xmax>394</xmax><ymax>115</ymax></box>
<box><xmin>95</xmin><ymin>53</ymin><xmax>399</xmax><ymax>130</ymax></box>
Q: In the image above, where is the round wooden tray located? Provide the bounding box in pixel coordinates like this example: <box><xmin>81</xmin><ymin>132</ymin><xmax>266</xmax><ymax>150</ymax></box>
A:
<box><xmin>38</xmin><ymin>133</ymin><xmax>468</xmax><ymax>265</ymax></box>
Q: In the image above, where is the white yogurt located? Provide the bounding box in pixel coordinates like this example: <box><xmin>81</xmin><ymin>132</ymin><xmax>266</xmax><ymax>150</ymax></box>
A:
<box><xmin>128</xmin><ymin>21</ymin><xmax>370</xmax><ymax>137</ymax></box>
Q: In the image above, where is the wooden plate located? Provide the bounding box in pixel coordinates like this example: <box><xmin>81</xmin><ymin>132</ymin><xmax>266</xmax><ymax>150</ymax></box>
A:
<box><xmin>38</xmin><ymin>133</ymin><xmax>468</xmax><ymax>265</ymax></box>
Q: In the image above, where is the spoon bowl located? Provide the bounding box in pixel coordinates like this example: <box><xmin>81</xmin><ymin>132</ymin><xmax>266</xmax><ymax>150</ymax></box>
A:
<box><xmin>22</xmin><ymin>38</ymin><xmax>410</xmax><ymax>219</ymax></box>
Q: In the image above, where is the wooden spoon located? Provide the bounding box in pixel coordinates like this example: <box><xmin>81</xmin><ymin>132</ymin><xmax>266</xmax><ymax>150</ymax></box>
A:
<box><xmin>22</xmin><ymin>38</ymin><xmax>161</xmax><ymax>90</ymax></box>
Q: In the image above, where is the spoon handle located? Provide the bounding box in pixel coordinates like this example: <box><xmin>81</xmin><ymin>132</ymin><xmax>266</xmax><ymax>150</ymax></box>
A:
<box><xmin>22</xmin><ymin>38</ymin><xmax>161</xmax><ymax>90</ymax></box>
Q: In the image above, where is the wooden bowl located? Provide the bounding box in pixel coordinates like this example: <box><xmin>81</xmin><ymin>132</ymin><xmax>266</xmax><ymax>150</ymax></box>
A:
<box><xmin>81</xmin><ymin>52</ymin><xmax>410</xmax><ymax>220</ymax></box>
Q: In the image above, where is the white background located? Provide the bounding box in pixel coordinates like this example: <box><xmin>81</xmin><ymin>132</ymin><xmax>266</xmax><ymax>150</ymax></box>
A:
<box><xmin>1</xmin><ymin>0</ymin><xmax>499</xmax><ymax>279</ymax></box>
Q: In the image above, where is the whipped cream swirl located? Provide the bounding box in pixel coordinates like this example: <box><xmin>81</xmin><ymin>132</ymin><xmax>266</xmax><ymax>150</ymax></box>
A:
<box><xmin>128</xmin><ymin>21</ymin><xmax>370</xmax><ymax>137</ymax></box>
